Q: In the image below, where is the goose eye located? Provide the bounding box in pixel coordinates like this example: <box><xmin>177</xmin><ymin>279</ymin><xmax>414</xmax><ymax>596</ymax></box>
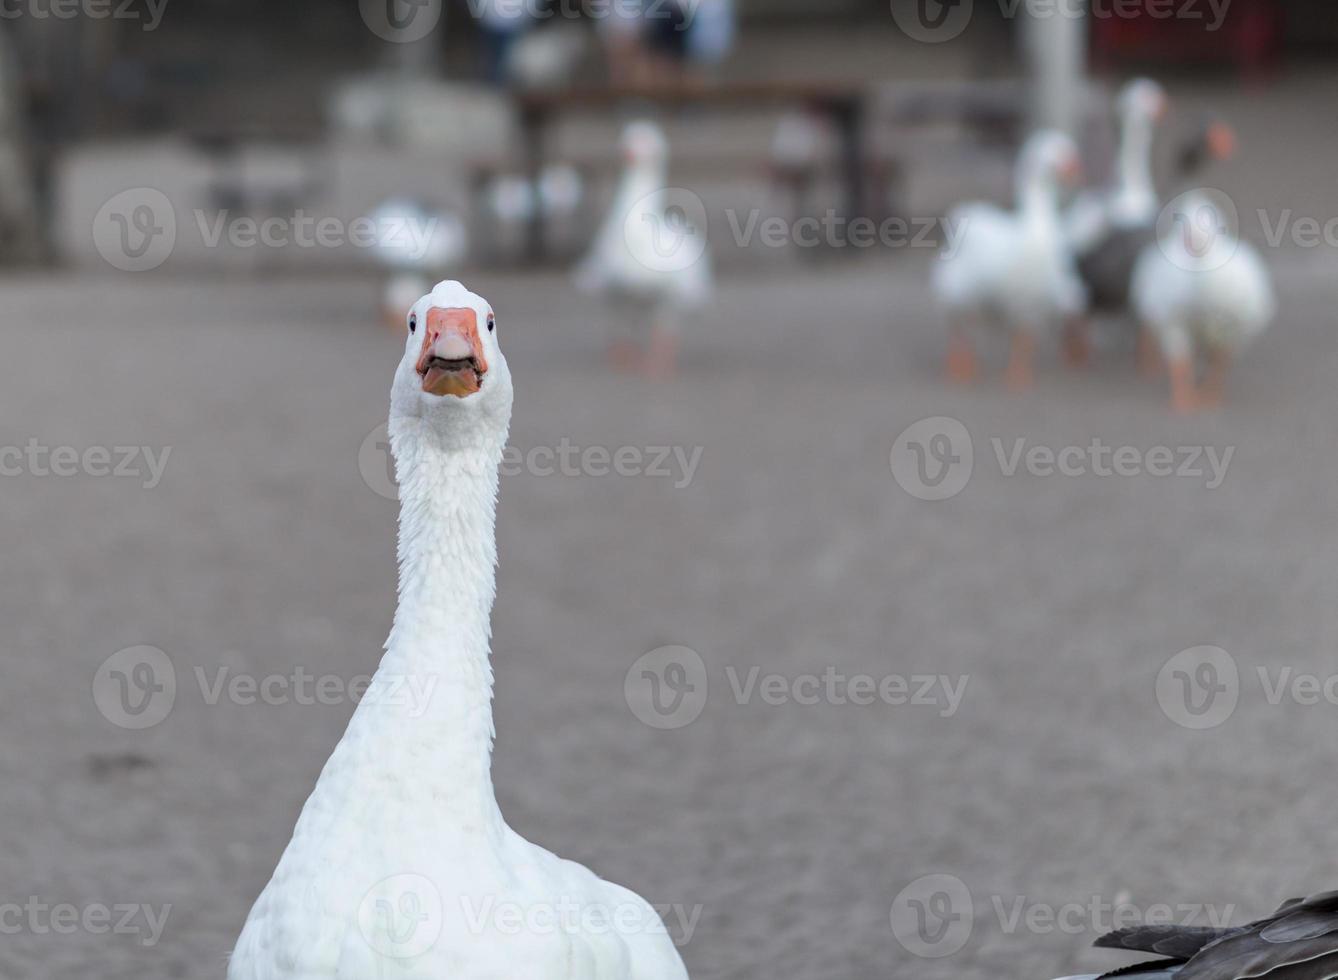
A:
<box><xmin>408</xmin><ymin>315</ymin><xmax>417</xmax><ymax>334</ymax></box>
<box><xmin>487</xmin><ymin>316</ymin><xmax>495</xmax><ymax>332</ymax></box>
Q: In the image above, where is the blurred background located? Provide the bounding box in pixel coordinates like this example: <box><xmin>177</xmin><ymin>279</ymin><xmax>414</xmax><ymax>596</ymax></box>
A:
<box><xmin>5</xmin><ymin>1</ymin><xmax>1338</xmax><ymax>978</ymax></box>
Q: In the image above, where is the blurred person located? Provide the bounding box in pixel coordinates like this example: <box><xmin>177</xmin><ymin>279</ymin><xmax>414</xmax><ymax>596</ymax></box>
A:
<box><xmin>640</xmin><ymin>0</ymin><xmax>733</xmax><ymax>85</ymax></box>
<box><xmin>475</xmin><ymin>0</ymin><xmax>537</xmax><ymax>86</ymax></box>
<box><xmin>642</xmin><ymin>0</ymin><xmax>691</xmax><ymax>83</ymax></box>
<box><xmin>597</xmin><ymin>0</ymin><xmax>647</xmax><ymax>86</ymax></box>
<box><xmin>685</xmin><ymin>0</ymin><xmax>735</xmax><ymax>79</ymax></box>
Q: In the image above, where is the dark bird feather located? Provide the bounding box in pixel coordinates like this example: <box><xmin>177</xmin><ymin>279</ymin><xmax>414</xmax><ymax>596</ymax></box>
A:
<box><xmin>1087</xmin><ymin>893</ymin><xmax>1338</xmax><ymax>980</ymax></box>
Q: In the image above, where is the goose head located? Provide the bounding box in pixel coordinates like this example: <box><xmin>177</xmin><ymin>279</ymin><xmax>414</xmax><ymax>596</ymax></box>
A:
<box><xmin>1017</xmin><ymin>130</ymin><xmax>1083</xmax><ymax>197</ymax></box>
<box><xmin>1160</xmin><ymin>191</ymin><xmax>1236</xmax><ymax>265</ymax></box>
<box><xmin>622</xmin><ymin>120</ymin><xmax>668</xmax><ymax>169</ymax></box>
<box><xmin>390</xmin><ymin>280</ymin><xmax>513</xmax><ymax>432</ymax></box>
<box><xmin>1177</xmin><ymin>118</ymin><xmax>1237</xmax><ymax>179</ymax></box>
<box><xmin>1119</xmin><ymin>78</ymin><xmax>1168</xmax><ymax>129</ymax></box>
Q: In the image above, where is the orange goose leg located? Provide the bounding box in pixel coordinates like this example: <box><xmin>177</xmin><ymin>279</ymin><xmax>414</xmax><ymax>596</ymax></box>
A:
<box><xmin>1006</xmin><ymin>330</ymin><xmax>1036</xmax><ymax>391</ymax></box>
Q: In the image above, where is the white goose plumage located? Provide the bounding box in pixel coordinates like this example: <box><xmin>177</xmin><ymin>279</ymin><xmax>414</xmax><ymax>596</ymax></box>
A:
<box><xmin>576</xmin><ymin>120</ymin><xmax>711</xmax><ymax>377</ymax></box>
<box><xmin>229</xmin><ymin>280</ymin><xmax>689</xmax><ymax>980</ymax></box>
<box><xmin>933</xmin><ymin>130</ymin><xmax>1086</xmax><ymax>387</ymax></box>
<box><xmin>1131</xmin><ymin>191</ymin><xmax>1276</xmax><ymax>411</ymax></box>
<box><xmin>1066</xmin><ymin>78</ymin><xmax>1167</xmax><ymax>258</ymax></box>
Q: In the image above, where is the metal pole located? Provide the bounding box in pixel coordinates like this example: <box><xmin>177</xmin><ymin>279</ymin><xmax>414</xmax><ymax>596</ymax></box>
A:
<box><xmin>1022</xmin><ymin>1</ymin><xmax>1088</xmax><ymax>134</ymax></box>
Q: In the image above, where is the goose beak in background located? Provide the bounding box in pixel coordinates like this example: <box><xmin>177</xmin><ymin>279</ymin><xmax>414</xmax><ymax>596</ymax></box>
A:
<box><xmin>416</xmin><ymin>307</ymin><xmax>489</xmax><ymax>398</ymax></box>
<box><xmin>1207</xmin><ymin>121</ymin><xmax>1238</xmax><ymax>161</ymax></box>
<box><xmin>1154</xmin><ymin>92</ymin><xmax>1170</xmax><ymax>121</ymax></box>
<box><xmin>1060</xmin><ymin>154</ymin><xmax>1083</xmax><ymax>186</ymax></box>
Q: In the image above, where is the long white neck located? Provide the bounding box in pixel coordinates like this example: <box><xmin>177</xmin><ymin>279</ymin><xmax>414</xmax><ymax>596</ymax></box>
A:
<box><xmin>1017</xmin><ymin>167</ymin><xmax>1061</xmax><ymax>234</ymax></box>
<box><xmin>1116</xmin><ymin>109</ymin><xmax>1156</xmax><ymax>208</ymax></box>
<box><xmin>614</xmin><ymin>158</ymin><xmax>668</xmax><ymax>223</ymax></box>
<box><xmin>349</xmin><ymin>413</ymin><xmax>508</xmax><ymax>833</ymax></box>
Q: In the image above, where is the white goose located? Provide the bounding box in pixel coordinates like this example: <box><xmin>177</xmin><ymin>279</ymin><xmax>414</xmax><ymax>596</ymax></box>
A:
<box><xmin>1130</xmin><ymin>191</ymin><xmax>1276</xmax><ymax>412</ymax></box>
<box><xmin>576</xmin><ymin>120</ymin><xmax>712</xmax><ymax>379</ymax></box>
<box><xmin>1066</xmin><ymin>78</ymin><xmax>1167</xmax><ymax>259</ymax></box>
<box><xmin>1064</xmin><ymin>78</ymin><xmax>1168</xmax><ymax>366</ymax></box>
<box><xmin>933</xmin><ymin>130</ymin><xmax>1086</xmax><ymax>389</ymax></box>
<box><xmin>229</xmin><ymin>281</ymin><xmax>689</xmax><ymax>980</ymax></box>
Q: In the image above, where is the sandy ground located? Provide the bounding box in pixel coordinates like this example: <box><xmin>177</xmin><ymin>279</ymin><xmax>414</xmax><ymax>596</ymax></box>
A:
<box><xmin>4</xmin><ymin>244</ymin><xmax>1338</xmax><ymax>980</ymax></box>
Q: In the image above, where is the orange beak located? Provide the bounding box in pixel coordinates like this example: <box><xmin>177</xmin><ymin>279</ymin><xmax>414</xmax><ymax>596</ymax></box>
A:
<box><xmin>1207</xmin><ymin>122</ymin><xmax>1237</xmax><ymax>161</ymax></box>
<box><xmin>1060</xmin><ymin>155</ymin><xmax>1083</xmax><ymax>185</ymax></box>
<box><xmin>415</xmin><ymin>307</ymin><xmax>488</xmax><ymax>398</ymax></box>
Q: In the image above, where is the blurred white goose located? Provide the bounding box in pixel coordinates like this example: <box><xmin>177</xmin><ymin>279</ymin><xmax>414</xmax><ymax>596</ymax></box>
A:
<box><xmin>1067</xmin><ymin>79</ymin><xmax>1167</xmax><ymax>258</ymax></box>
<box><xmin>933</xmin><ymin>130</ymin><xmax>1086</xmax><ymax>389</ymax></box>
<box><xmin>371</xmin><ymin>198</ymin><xmax>468</xmax><ymax>330</ymax></box>
<box><xmin>576</xmin><ymin>120</ymin><xmax>712</xmax><ymax>379</ymax></box>
<box><xmin>1131</xmin><ymin>190</ymin><xmax>1275</xmax><ymax>412</ymax></box>
<box><xmin>229</xmin><ymin>281</ymin><xmax>689</xmax><ymax>980</ymax></box>
<box><xmin>1064</xmin><ymin>78</ymin><xmax>1168</xmax><ymax>365</ymax></box>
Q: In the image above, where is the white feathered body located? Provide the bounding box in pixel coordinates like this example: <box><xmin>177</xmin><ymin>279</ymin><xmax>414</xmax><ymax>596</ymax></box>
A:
<box><xmin>576</xmin><ymin>152</ymin><xmax>711</xmax><ymax>316</ymax></box>
<box><xmin>933</xmin><ymin>199</ymin><xmax>1086</xmax><ymax>335</ymax></box>
<box><xmin>229</xmin><ymin>281</ymin><xmax>688</xmax><ymax>980</ymax></box>
<box><xmin>1131</xmin><ymin>230</ymin><xmax>1275</xmax><ymax>362</ymax></box>
<box><xmin>229</xmin><ymin>773</ymin><xmax>682</xmax><ymax>980</ymax></box>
